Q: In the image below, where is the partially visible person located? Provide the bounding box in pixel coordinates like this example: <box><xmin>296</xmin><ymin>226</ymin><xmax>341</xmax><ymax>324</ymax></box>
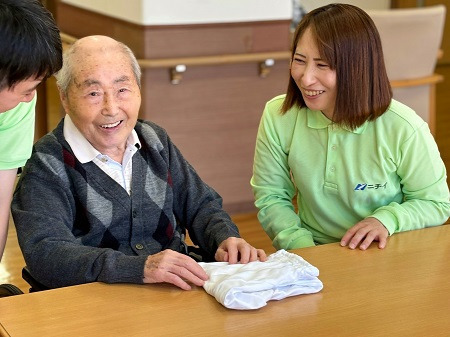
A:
<box><xmin>0</xmin><ymin>0</ymin><xmax>62</xmax><ymax>260</ymax></box>
<box><xmin>251</xmin><ymin>3</ymin><xmax>450</xmax><ymax>251</ymax></box>
<box><xmin>12</xmin><ymin>35</ymin><xmax>266</xmax><ymax>290</ymax></box>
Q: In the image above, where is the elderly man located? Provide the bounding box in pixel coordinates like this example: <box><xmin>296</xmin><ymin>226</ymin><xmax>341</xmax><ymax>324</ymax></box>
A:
<box><xmin>12</xmin><ymin>35</ymin><xmax>266</xmax><ymax>290</ymax></box>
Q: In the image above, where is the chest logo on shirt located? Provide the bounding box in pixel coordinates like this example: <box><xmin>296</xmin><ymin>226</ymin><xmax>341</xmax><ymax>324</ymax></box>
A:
<box><xmin>354</xmin><ymin>183</ymin><xmax>387</xmax><ymax>191</ymax></box>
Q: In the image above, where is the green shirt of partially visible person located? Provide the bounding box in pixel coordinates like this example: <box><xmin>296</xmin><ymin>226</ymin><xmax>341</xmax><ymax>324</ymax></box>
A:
<box><xmin>0</xmin><ymin>95</ymin><xmax>36</xmax><ymax>170</ymax></box>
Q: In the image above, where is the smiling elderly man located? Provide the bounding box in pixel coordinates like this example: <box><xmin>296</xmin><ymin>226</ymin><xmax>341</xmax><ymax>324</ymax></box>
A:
<box><xmin>12</xmin><ymin>35</ymin><xmax>266</xmax><ymax>290</ymax></box>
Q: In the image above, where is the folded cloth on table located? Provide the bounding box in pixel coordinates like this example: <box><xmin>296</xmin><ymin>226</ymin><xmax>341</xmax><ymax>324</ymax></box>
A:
<box><xmin>198</xmin><ymin>249</ymin><xmax>323</xmax><ymax>310</ymax></box>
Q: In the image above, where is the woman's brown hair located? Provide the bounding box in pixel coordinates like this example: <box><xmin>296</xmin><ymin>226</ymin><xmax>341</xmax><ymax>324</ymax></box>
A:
<box><xmin>281</xmin><ymin>3</ymin><xmax>392</xmax><ymax>130</ymax></box>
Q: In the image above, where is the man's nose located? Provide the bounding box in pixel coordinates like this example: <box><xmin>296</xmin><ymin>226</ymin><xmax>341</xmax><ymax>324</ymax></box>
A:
<box><xmin>101</xmin><ymin>94</ymin><xmax>118</xmax><ymax>115</ymax></box>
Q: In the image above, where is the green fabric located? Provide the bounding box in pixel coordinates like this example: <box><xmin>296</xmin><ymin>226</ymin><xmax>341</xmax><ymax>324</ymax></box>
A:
<box><xmin>251</xmin><ymin>95</ymin><xmax>450</xmax><ymax>250</ymax></box>
<box><xmin>0</xmin><ymin>96</ymin><xmax>36</xmax><ymax>169</ymax></box>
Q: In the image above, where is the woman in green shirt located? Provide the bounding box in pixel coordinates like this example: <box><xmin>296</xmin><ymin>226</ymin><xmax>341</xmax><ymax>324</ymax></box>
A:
<box><xmin>251</xmin><ymin>4</ymin><xmax>450</xmax><ymax>251</ymax></box>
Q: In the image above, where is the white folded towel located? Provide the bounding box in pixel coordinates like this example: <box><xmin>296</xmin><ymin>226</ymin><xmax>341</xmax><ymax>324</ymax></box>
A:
<box><xmin>198</xmin><ymin>249</ymin><xmax>323</xmax><ymax>310</ymax></box>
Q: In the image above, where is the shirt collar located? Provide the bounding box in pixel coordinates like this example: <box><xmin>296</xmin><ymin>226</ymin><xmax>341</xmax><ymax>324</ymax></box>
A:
<box><xmin>63</xmin><ymin>114</ymin><xmax>141</xmax><ymax>164</ymax></box>
<box><xmin>306</xmin><ymin>109</ymin><xmax>367</xmax><ymax>134</ymax></box>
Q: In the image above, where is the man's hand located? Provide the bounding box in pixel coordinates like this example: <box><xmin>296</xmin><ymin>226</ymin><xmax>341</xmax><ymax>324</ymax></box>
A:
<box><xmin>215</xmin><ymin>237</ymin><xmax>267</xmax><ymax>264</ymax></box>
<box><xmin>340</xmin><ymin>217</ymin><xmax>389</xmax><ymax>250</ymax></box>
<box><xmin>143</xmin><ymin>250</ymin><xmax>208</xmax><ymax>290</ymax></box>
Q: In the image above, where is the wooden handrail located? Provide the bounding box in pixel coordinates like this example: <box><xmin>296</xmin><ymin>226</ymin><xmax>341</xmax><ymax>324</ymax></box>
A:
<box><xmin>60</xmin><ymin>32</ymin><xmax>78</xmax><ymax>45</ymax></box>
<box><xmin>390</xmin><ymin>73</ymin><xmax>443</xmax><ymax>88</ymax></box>
<box><xmin>137</xmin><ymin>51</ymin><xmax>291</xmax><ymax>69</ymax></box>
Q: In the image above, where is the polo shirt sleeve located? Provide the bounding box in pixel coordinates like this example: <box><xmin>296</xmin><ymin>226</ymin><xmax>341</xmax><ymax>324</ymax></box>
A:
<box><xmin>0</xmin><ymin>96</ymin><xmax>36</xmax><ymax>170</ymax></box>
<box><xmin>251</xmin><ymin>98</ymin><xmax>315</xmax><ymax>249</ymax></box>
<box><xmin>371</xmin><ymin>122</ymin><xmax>450</xmax><ymax>234</ymax></box>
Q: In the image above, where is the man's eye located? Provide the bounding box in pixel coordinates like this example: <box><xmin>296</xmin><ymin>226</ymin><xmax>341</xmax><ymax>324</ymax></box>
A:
<box><xmin>89</xmin><ymin>92</ymin><xmax>99</xmax><ymax>96</ymax></box>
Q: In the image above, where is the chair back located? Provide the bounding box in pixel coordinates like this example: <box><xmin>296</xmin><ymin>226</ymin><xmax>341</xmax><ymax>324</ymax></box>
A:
<box><xmin>367</xmin><ymin>5</ymin><xmax>446</xmax><ymax>132</ymax></box>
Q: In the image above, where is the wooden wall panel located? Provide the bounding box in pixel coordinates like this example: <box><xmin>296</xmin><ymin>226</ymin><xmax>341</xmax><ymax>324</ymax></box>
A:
<box><xmin>391</xmin><ymin>0</ymin><xmax>419</xmax><ymax>8</ymax></box>
<box><xmin>56</xmin><ymin>3</ymin><xmax>291</xmax><ymax>58</ymax></box>
<box><xmin>57</xmin><ymin>3</ymin><xmax>147</xmax><ymax>56</ymax></box>
<box><xmin>142</xmin><ymin>62</ymin><xmax>289</xmax><ymax>212</ymax></box>
<box><xmin>142</xmin><ymin>22</ymin><xmax>290</xmax><ymax>58</ymax></box>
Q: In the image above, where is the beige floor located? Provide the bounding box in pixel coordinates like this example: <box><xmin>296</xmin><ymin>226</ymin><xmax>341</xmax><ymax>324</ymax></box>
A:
<box><xmin>0</xmin><ymin>217</ymin><xmax>27</xmax><ymax>293</ymax></box>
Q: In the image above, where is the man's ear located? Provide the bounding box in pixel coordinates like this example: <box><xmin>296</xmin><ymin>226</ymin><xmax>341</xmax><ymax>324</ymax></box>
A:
<box><xmin>58</xmin><ymin>88</ymin><xmax>69</xmax><ymax>113</ymax></box>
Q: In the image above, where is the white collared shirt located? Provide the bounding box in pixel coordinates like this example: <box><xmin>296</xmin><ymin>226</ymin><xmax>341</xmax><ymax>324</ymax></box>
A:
<box><xmin>63</xmin><ymin>114</ymin><xmax>140</xmax><ymax>194</ymax></box>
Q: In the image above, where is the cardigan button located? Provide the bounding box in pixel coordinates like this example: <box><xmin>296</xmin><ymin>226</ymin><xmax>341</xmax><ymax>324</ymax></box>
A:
<box><xmin>135</xmin><ymin>243</ymin><xmax>144</xmax><ymax>250</ymax></box>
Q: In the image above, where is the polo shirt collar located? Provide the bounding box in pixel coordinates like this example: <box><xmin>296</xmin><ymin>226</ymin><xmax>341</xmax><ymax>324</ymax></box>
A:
<box><xmin>306</xmin><ymin>109</ymin><xmax>368</xmax><ymax>134</ymax></box>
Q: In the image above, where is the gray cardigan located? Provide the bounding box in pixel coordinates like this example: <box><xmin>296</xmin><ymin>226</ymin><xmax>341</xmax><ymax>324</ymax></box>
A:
<box><xmin>12</xmin><ymin>119</ymin><xmax>240</xmax><ymax>288</ymax></box>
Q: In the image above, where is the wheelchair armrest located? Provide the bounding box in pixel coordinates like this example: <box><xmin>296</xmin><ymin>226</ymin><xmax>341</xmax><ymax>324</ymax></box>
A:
<box><xmin>22</xmin><ymin>266</ymin><xmax>49</xmax><ymax>292</ymax></box>
<box><xmin>0</xmin><ymin>283</ymin><xmax>24</xmax><ymax>297</ymax></box>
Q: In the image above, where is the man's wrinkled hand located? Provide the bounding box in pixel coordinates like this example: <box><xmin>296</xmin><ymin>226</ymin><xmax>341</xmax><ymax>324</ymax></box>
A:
<box><xmin>143</xmin><ymin>249</ymin><xmax>208</xmax><ymax>290</ymax></box>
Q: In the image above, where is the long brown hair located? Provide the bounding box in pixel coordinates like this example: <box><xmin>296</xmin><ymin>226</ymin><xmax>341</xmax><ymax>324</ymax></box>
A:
<box><xmin>281</xmin><ymin>3</ymin><xmax>392</xmax><ymax>130</ymax></box>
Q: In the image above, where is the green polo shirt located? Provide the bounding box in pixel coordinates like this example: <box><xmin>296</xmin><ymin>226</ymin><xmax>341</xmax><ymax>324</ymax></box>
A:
<box><xmin>251</xmin><ymin>95</ymin><xmax>450</xmax><ymax>249</ymax></box>
<box><xmin>0</xmin><ymin>95</ymin><xmax>36</xmax><ymax>170</ymax></box>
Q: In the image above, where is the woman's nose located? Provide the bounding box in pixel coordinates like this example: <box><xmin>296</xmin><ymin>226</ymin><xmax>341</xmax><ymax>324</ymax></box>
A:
<box><xmin>301</xmin><ymin>66</ymin><xmax>316</xmax><ymax>87</ymax></box>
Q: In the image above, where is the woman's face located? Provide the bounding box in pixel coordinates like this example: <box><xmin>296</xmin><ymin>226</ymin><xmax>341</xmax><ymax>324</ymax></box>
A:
<box><xmin>290</xmin><ymin>28</ymin><xmax>337</xmax><ymax>119</ymax></box>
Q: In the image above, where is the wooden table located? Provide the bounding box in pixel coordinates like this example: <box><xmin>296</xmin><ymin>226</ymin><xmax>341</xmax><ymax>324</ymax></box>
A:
<box><xmin>1</xmin><ymin>225</ymin><xmax>449</xmax><ymax>337</ymax></box>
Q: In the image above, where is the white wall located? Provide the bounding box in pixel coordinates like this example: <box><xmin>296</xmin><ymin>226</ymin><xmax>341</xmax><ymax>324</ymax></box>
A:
<box><xmin>61</xmin><ymin>0</ymin><xmax>293</xmax><ymax>25</ymax></box>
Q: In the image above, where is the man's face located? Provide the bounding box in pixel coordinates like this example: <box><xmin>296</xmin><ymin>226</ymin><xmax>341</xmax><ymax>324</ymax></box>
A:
<box><xmin>61</xmin><ymin>49</ymin><xmax>141</xmax><ymax>157</ymax></box>
<box><xmin>0</xmin><ymin>77</ymin><xmax>42</xmax><ymax>113</ymax></box>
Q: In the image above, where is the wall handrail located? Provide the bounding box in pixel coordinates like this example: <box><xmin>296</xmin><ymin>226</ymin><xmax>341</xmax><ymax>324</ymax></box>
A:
<box><xmin>137</xmin><ymin>51</ymin><xmax>291</xmax><ymax>68</ymax></box>
<box><xmin>60</xmin><ymin>32</ymin><xmax>78</xmax><ymax>46</ymax></box>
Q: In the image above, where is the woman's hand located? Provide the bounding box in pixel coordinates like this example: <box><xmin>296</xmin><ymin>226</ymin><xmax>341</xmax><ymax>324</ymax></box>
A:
<box><xmin>340</xmin><ymin>217</ymin><xmax>389</xmax><ymax>250</ymax></box>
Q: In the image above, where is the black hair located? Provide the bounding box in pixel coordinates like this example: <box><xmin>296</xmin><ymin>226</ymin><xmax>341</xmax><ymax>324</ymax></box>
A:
<box><xmin>0</xmin><ymin>0</ymin><xmax>62</xmax><ymax>90</ymax></box>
